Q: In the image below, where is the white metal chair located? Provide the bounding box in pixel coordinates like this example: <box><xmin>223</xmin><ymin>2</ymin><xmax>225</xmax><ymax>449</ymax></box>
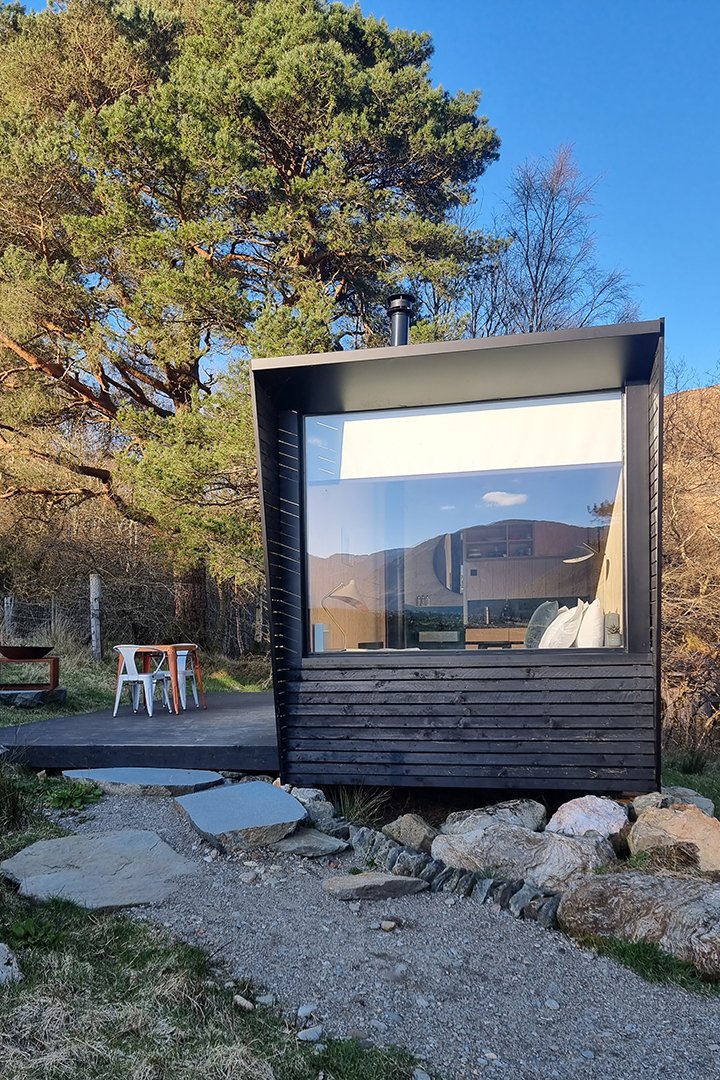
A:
<box><xmin>151</xmin><ymin>646</ymin><xmax>200</xmax><ymax>710</ymax></box>
<box><xmin>113</xmin><ymin>645</ymin><xmax>170</xmax><ymax>717</ymax></box>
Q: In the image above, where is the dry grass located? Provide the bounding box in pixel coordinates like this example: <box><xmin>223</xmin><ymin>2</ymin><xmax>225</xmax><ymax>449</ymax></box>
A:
<box><xmin>0</xmin><ymin>882</ymin><xmax>418</xmax><ymax>1080</ymax></box>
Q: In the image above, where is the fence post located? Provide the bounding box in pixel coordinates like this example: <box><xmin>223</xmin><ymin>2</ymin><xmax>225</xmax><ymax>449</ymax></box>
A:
<box><xmin>3</xmin><ymin>595</ymin><xmax>14</xmax><ymax>638</ymax></box>
<box><xmin>50</xmin><ymin>596</ymin><xmax>58</xmax><ymax>637</ymax></box>
<box><xmin>89</xmin><ymin>575</ymin><xmax>103</xmax><ymax>660</ymax></box>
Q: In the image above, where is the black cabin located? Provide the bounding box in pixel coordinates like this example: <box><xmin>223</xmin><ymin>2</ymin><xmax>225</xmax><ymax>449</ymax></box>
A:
<box><xmin>251</xmin><ymin>320</ymin><xmax>664</xmax><ymax>792</ymax></box>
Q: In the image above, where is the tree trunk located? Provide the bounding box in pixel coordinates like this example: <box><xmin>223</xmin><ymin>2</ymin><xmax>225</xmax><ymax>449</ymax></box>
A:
<box><xmin>174</xmin><ymin>565</ymin><xmax>207</xmax><ymax>645</ymax></box>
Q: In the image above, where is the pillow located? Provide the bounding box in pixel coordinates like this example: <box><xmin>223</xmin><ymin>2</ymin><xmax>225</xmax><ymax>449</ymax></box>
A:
<box><xmin>524</xmin><ymin>600</ymin><xmax>560</xmax><ymax>649</ymax></box>
<box><xmin>575</xmin><ymin>598</ymin><xmax>605</xmax><ymax>648</ymax></box>
<box><xmin>538</xmin><ymin>601</ymin><xmax>585</xmax><ymax>649</ymax></box>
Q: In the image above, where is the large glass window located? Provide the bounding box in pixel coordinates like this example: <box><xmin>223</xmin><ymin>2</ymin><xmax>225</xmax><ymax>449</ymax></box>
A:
<box><xmin>305</xmin><ymin>392</ymin><xmax>624</xmax><ymax>652</ymax></box>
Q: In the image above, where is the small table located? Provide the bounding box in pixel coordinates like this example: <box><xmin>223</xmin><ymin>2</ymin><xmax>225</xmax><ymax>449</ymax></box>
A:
<box><xmin>133</xmin><ymin>644</ymin><xmax>207</xmax><ymax>715</ymax></box>
<box><xmin>0</xmin><ymin>655</ymin><xmax>60</xmax><ymax>691</ymax></box>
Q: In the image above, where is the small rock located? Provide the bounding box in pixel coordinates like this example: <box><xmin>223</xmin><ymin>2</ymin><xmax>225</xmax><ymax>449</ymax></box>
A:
<box><xmin>383</xmin><ymin>813</ymin><xmax>439</xmax><ymax>854</ymax></box>
<box><xmin>508</xmin><ymin>881</ymin><xmax>543</xmax><ymax>918</ymax></box>
<box><xmin>370</xmin><ymin>1019</ymin><xmax>388</xmax><ymax>1033</ymax></box>
<box><xmin>0</xmin><ymin>944</ymin><xmax>23</xmax><ymax>985</ymax></box>
<box><xmin>269</xmin><ymin>827</ymin><xmax>348</xmax><ymax>857</ymax></box>
<box><xmin>471</xmin><ymin>878</ymin><xmax>495</xmax><ymax>904</ymax></box>
<box><xmin>255</xmin><ymin>994</ymin><xmax>275</xmax><ymax>1005</ymax></box>
<box><xmin>545</xmin><ymin>998</ymin><xmax>560</xmax><ymax>1010</ymax></box>
<box><xmin>416</xmin><ymin>996</ymin><xmax>430</xmax><ymax>1007</ymax></box>
<box><xmin>429</xmin><ymin>867</ymin><xmax>455</xmax><ymax>893</ymax></box>
<box><xmin>358</xmin><ymin>1039</ymin><xmax>375</xmax><ymax>1049</ymax></box>
<box><xmin>537</xmin><ymin>895</ymin><xmax>562</xmax><ymax>930</ymax></box>
<box><xmin>418</xmin><ymin>858</ymin><xmax>446</xmax><ymax>884</ymax></box>
<box><xmin>297</xmin><ymin>1003</ymin><xmax>317</xmax><ymax>1019</ymax></box>
<box><xmin>413</xmin><ymin>1070</ymin><xmax>432</xmax><ymax>1080</ymax></box>
<box><xmin>297</xmin><ymin>1025</ymin><xmax>323</xmax><ymax>1042</ymax></box>
<box><xmin>490</xmin><ymin>879</ymin><xmax>524</xmax><ymax>909</ymax></box>
<box><xmin>240</xmin><ymin>870</ymin><xmax>259</xmax><ymax>885</ymax></box>
<box><xmin>233</xmin><ymin>994</ymin><xmax>254</xmax><ymax>1011</ymax></box>
<box><xmin>580</xmin><ymin>1050</ymin><xmax>595</xmax><ymax>1060</ymax></box>
<box><xmin>323</xmin><ymin>872</ymin><xmax>429</xmax><ymax>901</ymax></box>
<box><xmin>386</xmin><ymin>1011</ymin><xmax>403</xmax><ymax>1024</ymax></box>
<box><xmin>348</xmin><ymin>901</ymin><xmax>361</xmax><ymax>913</ymax></box>
<box><xmin>380</xmin><ymin>920</ymin><xmax>397</xmax><ymax>932</ymax></box>
<box><xmin>347</xmin><ymin>1028</ymin><xmax>368</xmax><ymax>1040</ymax></box>
<box><xmin>633</xmin><ymin>791</ymin><xmax>672</xmax><ymax>817</ymax></box>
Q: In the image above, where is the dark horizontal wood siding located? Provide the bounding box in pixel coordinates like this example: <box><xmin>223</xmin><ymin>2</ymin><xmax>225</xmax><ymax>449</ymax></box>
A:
<box><xmin>253</xmin><ymin>322</ymin><xmax>663</xmax><ymax>793</ymax></box>
<box><xmin>279</xmin><ymin>652</ymin><xmax>656</xmax><ymax>790</ymax></box>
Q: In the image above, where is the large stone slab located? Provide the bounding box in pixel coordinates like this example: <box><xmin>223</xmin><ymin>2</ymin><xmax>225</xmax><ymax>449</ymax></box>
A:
<box><xmin>545</xmin><ymin>795</ymin><xmax>628</xmax><ymax>839</ymax></box>
<box><xmin>269</xmin><ymin>827</ymin><xmax>348</xmax><ymax>857</ymax></box>
<box><xmin>175</xmin><ymin>780</ymin><xmax>306</xmax><ymax>852</ymax></box>
<box><xmin>440</xmin><ymin>798</ymin><xmax>547</xmax><ymax>836</ymax></box>
<box><xmin>628</xmin><ymin>803</ymin><xmax>720</xmax><ymax>871</ymax></box>
<box><xmin>324</xmin><ymin>872</ymin><xmax>429</xmax><ymax>900</ymax></box>
<box><xmin>558</xmin><ymin>872</ymin><xmax>720</xmax><ymax>976</ymax></box>
<box><xmin>0</xmin><ymin>830</ymin><xmax>198</xmax><ymax>909</ymax></box>
<box><xmin>432</xmin><ymin>821</ymin><xmax>615</xmax><ymax>892</ymax></box>
<box><xmin>62</xmin><ymin>767</ymin><xmax>224</xmax><ymax>796</ymax></box>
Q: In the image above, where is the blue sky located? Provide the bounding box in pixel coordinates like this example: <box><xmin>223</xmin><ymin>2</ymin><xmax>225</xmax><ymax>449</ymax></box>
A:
<box><xmin>365</xmin><ymin>0</ymin><xmax>719</xmax><ymax>386</ymax></box>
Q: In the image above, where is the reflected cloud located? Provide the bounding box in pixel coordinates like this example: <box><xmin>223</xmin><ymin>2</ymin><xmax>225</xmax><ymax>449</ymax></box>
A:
<box><xmin>481</xmin><ymin>491</ymin><xmax>528</xmax><ymax>507</ymax></box>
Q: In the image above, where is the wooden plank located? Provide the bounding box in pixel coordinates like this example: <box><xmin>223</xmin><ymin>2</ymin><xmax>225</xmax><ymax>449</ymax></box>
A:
<box><xmin>284</xmin><ymin>702</ymin><xmax>652</xmax><ymax>720</ymax></box>
<box><xmin>293</xmin><ymin>677</ymin><xmax>654</xmax><ymax>693</ymax></box>
<box><xmin>285</xmin><ymin>691</ymin><xmax>655</xmax><ymax>706</ymax></box>
<box><xmin>300</xmin><ymin>654</ymin><xmax>653</xmax><ymax>671</ymax></box>
<box><xmin>283</xmin><ymin>771</ymin><xmax>653</xmax><ymax>791</ymax></box>
<box><xmin>285</xmin><ymin>738</ymin><xmax>654</xmax><ymax>756</ymax></box>
<box><xmin>284</xmin><ymin>751</ymin><xmax>656</xmax><ymax>768</ymax></box>
<box><xmin>284</xmin><ymin>725</ymin><xmax>656</xmax><ymax>743</ymax></box>
<box><xmin>281</xmin><ymin>760</ymin><xmax>651</xmax><ymax>779</ymax></box>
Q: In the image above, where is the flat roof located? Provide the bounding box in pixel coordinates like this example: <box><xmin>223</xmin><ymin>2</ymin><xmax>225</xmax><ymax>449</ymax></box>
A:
<box><xmin>251</xmin><ymin>320</ymin><xmax>663</xmax><ymax>414</ymax></box>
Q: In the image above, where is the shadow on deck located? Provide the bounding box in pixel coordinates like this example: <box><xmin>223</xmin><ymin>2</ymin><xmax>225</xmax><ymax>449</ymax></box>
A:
<box><xmin>3</xmin><ymin>691</ymin><xmax>278</xmax><ymax>773</ymax></box>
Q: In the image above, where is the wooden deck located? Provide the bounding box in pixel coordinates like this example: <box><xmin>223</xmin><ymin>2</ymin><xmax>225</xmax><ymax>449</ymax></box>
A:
<box><xmin>3</xmin><ymin>692</ymin><xmax>278</xmax><ymax>773</ymax></box>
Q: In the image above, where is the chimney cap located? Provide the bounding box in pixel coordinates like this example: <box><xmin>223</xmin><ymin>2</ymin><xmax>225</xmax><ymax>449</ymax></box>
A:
<box><xmin>386</xmin><ymin>292</ymin><xmax>416</xmax><ymax>314</ymax></box>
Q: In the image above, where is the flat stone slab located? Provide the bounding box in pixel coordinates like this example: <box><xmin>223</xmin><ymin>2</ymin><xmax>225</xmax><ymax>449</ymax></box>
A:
<box><xmin>324</xmin><ymin>872</ymin><xmax>430</xmax><ymax>900</ymax></box>
<box><xmin>0</xmin><ymin>830</ymin><xmax>199</xmax><ymax>909</ymax></box>
<box><xmin>174</xmin><ymin>780</ymin><xmax>306</xmax><ymax>852</ymax></box>
<box><xmin>270</xmin><ymin>827</ymin><xmax>348</xmax><ymax>857</ymax></box>
<box><xmin>62</xmin><ymin>767</ymin><xmax>224</xmax><ymax>796</ymax></box>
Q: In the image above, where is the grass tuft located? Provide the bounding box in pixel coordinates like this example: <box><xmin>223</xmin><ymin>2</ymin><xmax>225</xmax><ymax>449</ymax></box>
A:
<box><xmin>330</xmin><ymin>785</ymin><xmax>390</xmax><ymax>828</ymax></box>
<box><xmin>581</xmin><ymin>935</ymin><xmax>720</xmax><ymax>994</ymax></box>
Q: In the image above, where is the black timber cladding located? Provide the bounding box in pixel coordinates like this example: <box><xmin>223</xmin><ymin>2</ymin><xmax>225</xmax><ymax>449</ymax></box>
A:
<box><xmin>251</xmin><ymin>321</ymin><xmax>664</xmax><ymax>791</ymax></box>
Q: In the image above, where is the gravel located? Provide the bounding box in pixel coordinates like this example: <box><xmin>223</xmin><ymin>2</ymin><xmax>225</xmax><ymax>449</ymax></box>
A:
<box><xmin>50</xmin><ymin>794</ymin><xmax>720</xmax><ymax>1080</ymax></box>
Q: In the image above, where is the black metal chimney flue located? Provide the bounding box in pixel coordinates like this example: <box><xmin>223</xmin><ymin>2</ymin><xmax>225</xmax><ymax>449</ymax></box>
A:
<box><xmin>387</xmin><ymin>293</ymin><xmax>415</xmax><ymax>347</ymax></box>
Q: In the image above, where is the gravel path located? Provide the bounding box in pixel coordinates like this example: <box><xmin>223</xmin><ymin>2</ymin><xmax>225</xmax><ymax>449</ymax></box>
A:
<box><xmin>54</xmin><ymin>794</ymin><xmax>720</xmax><ymax>1080</ymax></box>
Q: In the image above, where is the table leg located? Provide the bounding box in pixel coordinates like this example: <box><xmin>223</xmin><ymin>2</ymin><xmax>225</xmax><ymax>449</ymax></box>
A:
<box><xmin>167</xmin><ymin>646</ymin><xmax>180</xmax><ymax>714</ymax></box>
<box><xmin>191</xmin><ymin>648</ymin><xmax>207</xmax><ymax>709</ymax></box>
<box><xmin>48</xmin><ymin>657</ymin><xmax>60</xmax><ymax>690</ymax></box>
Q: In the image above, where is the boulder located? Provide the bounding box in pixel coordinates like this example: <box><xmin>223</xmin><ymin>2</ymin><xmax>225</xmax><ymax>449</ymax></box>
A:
<box><xmin>174</xmin><ymin>781</ymin><xmax>306</xmax><ymax>852</ymax></box>
<box><xmin>290</xmin><ymin>787</ymin><xmax>338</xmax><ymax>831</ymax></box>
<box><xmin>558</xmin><ymin>872</ymin><xmax>720</xmax><ymax>976</ymax></box>
<box><xmin>0</xmin><ymin>943</ymin><xmax>23</xmax><ymax>985</ymax></box>
<box><xmin>662</xmin><ymin>785</ymin><xmax>715</xmax><ymax>818</ymax></box>
<box><xmin>383</xmin><ymin>813</ymin><xmax>438</xmax><ymax>854</ymax></box>
<box><xmin>628</xmin><ymin>804</ymin><xmax>720</xmax><ymax>872</ymax></box>
<box><xmin>0</xmin><ymin>830</ymin><xmax>198</xmax><ymax>909</ymax></box>
<box><xmin>633</xmin><ymin>791</ymin><xmax>672</xmax><ymax>817</ymax></box>
<box><xmin>545</xmin><ymin>795</ymin><xmax>627</xmax><ymax>839</ymax></box>
<box><xmin>323</xmin><ymin>872</ymin><xmax>429</xmax><ymax>901</ymax></box>
<box><xmin>440</xmin><ymin>798</ymin><xmax>547</xmax><ymax>836</ymax></box>
<box><xmin>432</xmin><ymin>822</ymin><xmax>615</xmax><ymax>893</ymax></box>
<box><xmin>269</xmin><ymin>827</ymin><xmax>348</xmax><ymax>857</ymax></box>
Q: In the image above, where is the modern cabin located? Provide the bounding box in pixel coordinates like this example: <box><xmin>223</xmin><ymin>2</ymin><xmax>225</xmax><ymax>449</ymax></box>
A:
<box><xmin>251</xmin><ymin>319</ymin><xmax>664</xmax><ymax>792</ymax></box>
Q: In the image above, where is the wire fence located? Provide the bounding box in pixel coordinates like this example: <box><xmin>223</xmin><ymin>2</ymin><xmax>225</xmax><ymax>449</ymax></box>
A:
<box><xmin>1</xmin><ymin>576</ymin><xmax>268</xmax><ymax>658</ymax></box>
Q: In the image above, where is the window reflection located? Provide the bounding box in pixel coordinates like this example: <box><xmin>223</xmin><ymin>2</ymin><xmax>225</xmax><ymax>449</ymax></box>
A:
<box><xmin>305</xmin><ymin>393</ymin><xmax>624</xmax><ymax>652</ymax></box>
